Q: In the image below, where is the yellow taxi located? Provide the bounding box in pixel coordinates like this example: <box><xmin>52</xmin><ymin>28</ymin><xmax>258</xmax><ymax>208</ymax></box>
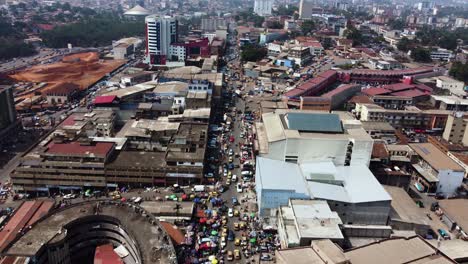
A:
<box><xmin>234</xmin><ymin>249</ymin><xmax>241</xmax><ymax>260</ymax></box>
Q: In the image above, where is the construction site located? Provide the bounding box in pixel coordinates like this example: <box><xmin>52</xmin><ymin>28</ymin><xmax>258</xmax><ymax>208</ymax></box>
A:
<box><xmin>9</xmin><ymin>52</ymin><xmax>126</xmax><ymax>110</ymax></box>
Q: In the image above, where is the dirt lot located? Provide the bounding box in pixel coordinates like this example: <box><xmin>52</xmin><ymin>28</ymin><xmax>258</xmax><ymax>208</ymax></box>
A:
<box><xmin>9</xmin><ymin>52</ymin><xmax>126</xmax><ymax>98</ymax></box>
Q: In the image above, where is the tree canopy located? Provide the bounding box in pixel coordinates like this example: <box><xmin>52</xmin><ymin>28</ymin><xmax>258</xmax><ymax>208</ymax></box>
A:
<box><xmin>388</xmin><ymin>19</ymin><xmax>405</xmax><ymax>30</ymax></box>
<box><xmin>410</xmin><ymin>47</ymin><xmax>432</xmax><ymax>63</ymax></box>
<box><xmin>301</xmin><ymin>20</ymin><xmax>315</xmax><ymax>35</ymax></box>
<box><xmin>235</xmin><ymin>9</ymin><xmax>264</xmax><ymax>27</ymax></box>
<box><xmin>343</xmin><ymin>25</ymin><xmax>363</xmax><ymax>46</ymax></box>
<box><xmin>450</xmin><ymin>62</ymin><xmax>468</xmax><ymax>84</ymax></box>
<box><xmin>40</xmin><ymin>17</ymin><xmax>144</xmax><ymax>48</ymax></box>
<box><xmin>241</xmin><ymin>45</ymin><xmax>267</xmax><ymax>62</ymax></box>
<box><xmin>273</xmin><ymin>5</ymin><xmax>298</xmax><ymax>16</ymax></box>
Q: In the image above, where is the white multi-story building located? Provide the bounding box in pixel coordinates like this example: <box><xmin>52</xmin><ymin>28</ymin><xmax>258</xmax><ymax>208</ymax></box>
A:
<box><xmin>254</xmin><ymin>0</ymin><xmax>273</xmax><ymax>16</ymax></box>
<box><xmin>145</xmin><ymin>15</ymin><xmax>178</xmax><ymax>65</ymax></box>
<box><xmin>256</xmin><ymin>110</ymin><xmax>374</xmax><ymax>167</ymax></box>
<box><xmin>430</xmin><ymin>48</ymin><xmax>454</xmax><ymax>61</ymax></box>
<box><xmin>410</xmin><ymin>143</ymin><xmax>464</xmax><ymax>196</ymax></box>
<box><xmin>169</xmin><ymin>44</ymin><xmax>186</xmax><ymax>62</ymax></box>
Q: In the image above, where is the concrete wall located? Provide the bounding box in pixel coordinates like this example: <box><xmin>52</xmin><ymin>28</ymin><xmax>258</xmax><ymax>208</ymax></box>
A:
<box><xmin>437</xmin><ymin>169</ymin><xmax>464</xmax><ymax>195</ymax></box>
<box><xmin>342</xmin><ymin>224</ymin><xmax>392</xmax><ymax>238</ymax></box>
<box><xmin>328</xmin><ymin>200</ymin><xmax>391</xmax><ymax>225</ymax></box>
<box><xmin>266</xmin><ymin>137</ymin><xmax>372</xmax><ymax>167</ymax></box>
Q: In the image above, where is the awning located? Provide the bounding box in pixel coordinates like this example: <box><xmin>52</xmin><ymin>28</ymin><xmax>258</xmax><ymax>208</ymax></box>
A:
<box><xmin>412</xmin><ymin>164</ymin><xmax>439</xmax><ymax>183</ymax></box>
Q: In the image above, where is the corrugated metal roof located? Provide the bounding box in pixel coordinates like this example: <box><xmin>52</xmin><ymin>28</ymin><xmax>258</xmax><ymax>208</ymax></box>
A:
<box><xmin>285</xmin><ymin>113</ymin><xmax>343</xmax><ymax>133</ymax></box>
<box><xmin>94</xmin><ymin>244</ymin><xmax>123</xmax><ymax>264</ymax></box>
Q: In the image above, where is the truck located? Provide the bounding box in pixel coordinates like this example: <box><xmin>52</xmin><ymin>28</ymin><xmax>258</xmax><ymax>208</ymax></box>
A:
<box><xmin>192</xmin><ymin>185</ymin><xmax>206</xmax><ymax>192</ymax></box>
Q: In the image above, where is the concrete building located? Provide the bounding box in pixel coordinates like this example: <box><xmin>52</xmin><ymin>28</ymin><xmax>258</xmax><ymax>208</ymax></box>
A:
<box><xmin>201</xmin><ymin>18</ymin><xmax>227</xmax><ymax>32</ymax></box>
<box><xmin>358</xmin><ymin>103</ymin><xmax>451</xmax><ymax>130</ymax></box>
<box><xmin>43</xmin><ymin>83</ymin><xmax>79</xmax><ymax>106</ymax></box>
<box><xmin>4</xmin><ymin>200</ymin><xmax>176</xmax><ymax>264</ymax></box>
<box><xmin>257</xmin><ymin>110</ymin><xmax>374</xmax><ymax>166</ymax></box>
<box><xmin>253</xmin><ymin>0</ymin><xmax>273</xmax><ymax>16</ymax></box>
<box><xmin>277</xmin><ymin>200</ymin><xmax>344</xmax><ymax>248</ymax></box>
<box><xmin>299</xmin><ymin>97</ymin><xmax>332</xmax><ymax>111</ymax></box>
<box><xmin>361</xmin><ymin>121</ymin><xmax>396</xmax><ymax>143</ymax></box>
<box><xmin>430</xmin><ymin>48</ymin><xmax>454</xmax><ymax>61</ymax></box>
<box><xmin>255</xmin><ymin>157</ymin><xmax>392</xmax><ymax>224</ymax></box>
<box><xmin>145</xmin><ymin>15</ymin><xmax>178</xmax><ymax>66</ymax></box>
<box><xmin>410</xmin><ymin>143</ymin><xmax>464</xmax><ymax>196</ymax></box>
<box><xmin>113</xmin><ymin>42</ymin><xmax>134</xmax><ymax>60</ymax></box>
<box><xmin>442</xmin><ymin>112</ymin><xmax>468</xmax><ymax>146</ymax></box>
<box><xmin>322</xmin><ymin>84</ymin><xmax>362</xmax><ymax>110</ymax></box>
<box><xmin>299</xmin><ymin>0</ymin><xmax>314</xmax><ymax>19</ymax></box>
<box><xmin>435</xmin><ymin>76</ymin><xmax>466</xmax><ymax>97</ymax></box>
<box><xmin>275</xmin><ymin>236</ymin><xmax>457</xmax><ymax>264</ymax></box>
<box><xmin>383</xmin><ymin>185</ymin><xmax>432</xmax><ymax>236</ymax></box>
<box><xmin>0</xmin><ymin>85</ymin><xmax>17</xmax><ymax>134</ymax></box>
<box><xmin>438</xmin><ymin>199</ymin><xmax>468</xmax><ymax>237</ymax></box>
<box><xmin>431</xmin><ymin>95</ymin><xmax>468</xmax><ymax>111</ymax></box>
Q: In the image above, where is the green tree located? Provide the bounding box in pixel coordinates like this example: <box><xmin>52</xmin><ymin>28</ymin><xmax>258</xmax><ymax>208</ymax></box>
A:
<box><xmin>0</xmin><ymin>38</ymin><xmax>36</xmax><ymax>60</ymax></box>
<box><xmin>410</xmin><ymin>47</ymin><xmax>432</xmax><ymax>62</ymax></box>
<box><xmin>388</xmin><ymin>19</ymin><xmax>405</xmax><ymax>30</ymax></box>
<box><xmin>301</xmin><ymin>20</ymin><xmax>315</xmax><ymax>35</ymax></box>
<box><xmin>343</xmin><ymin>25</ymin><xmax>363</xmax><ymax>46</ymax></box>
<box><xmin>40</xmin><ymin>17</ymin><xmax>145</xmax><ymax>48</ymax></box>
<box><xmin>439</xmin><ymin>34</ymin><xmax>458</xmax><ymax>51</ymax></box>
<box><xmin>274</xmin><ymin>5</ymin><xmax>298</xmax><ymax>16</ymax></box>
<box><xmin>241</xmin><ymin>45</ymin><xmax>267</xmax><ymax>62</ymax></box>
<box><xmin>450</xmin><ymin>62</ymin><xmax>468</xmax><ymax>83</ymax></box>
<box><xmin>269</xmin><ymin>21</ymin><xmax>283</xmax><ymax>29</ymax></box>
<box><xmin>397</xmin><ymin>37</ymin><xmax>412</xmax><ymax>52</ymax></box>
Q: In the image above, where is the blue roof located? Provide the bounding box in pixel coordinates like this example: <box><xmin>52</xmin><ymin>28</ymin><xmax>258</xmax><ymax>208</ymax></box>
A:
<box><xmin>286</xmin><ymin>113</ymin><xmax>343</xmax><ymax>133</ymax></box>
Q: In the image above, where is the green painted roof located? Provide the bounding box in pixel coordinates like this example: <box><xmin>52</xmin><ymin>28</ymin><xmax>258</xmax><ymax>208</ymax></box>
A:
<box><xmin>286</xmin><ymin>113</ymin><xmax>343</xmax><ymax>133</ymax></box>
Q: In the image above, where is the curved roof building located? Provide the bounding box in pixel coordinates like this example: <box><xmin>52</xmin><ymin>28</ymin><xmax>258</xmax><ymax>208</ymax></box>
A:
<box><xmin>124</xmin><ymin>5</ymin><xmax>151</xmax><ymax>16</ymax></box>
<box><xmin>4</xmin><ymin>200</ymin><xmax>177</xmax><ymax>264</ymax></box>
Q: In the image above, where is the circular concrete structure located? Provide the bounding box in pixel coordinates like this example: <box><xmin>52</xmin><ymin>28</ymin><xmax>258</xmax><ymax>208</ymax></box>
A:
<box><xmin>5</xmin><ymin>200</ymin><xmax>177</xmax><ymax>264</ymax></box>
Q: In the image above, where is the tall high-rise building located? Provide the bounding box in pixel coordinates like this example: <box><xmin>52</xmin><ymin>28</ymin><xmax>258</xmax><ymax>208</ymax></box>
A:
<box><xmin>0</xmin><ymin>85</ymin><xmax>16</xmax><ymax>131</ymax></box>
<box><xmin>299</xmin><ymin>0</ymin><xmax>314</xmax><ymax>19</ymax></box>
<box><xmin>254</xmin><ymin>0</ymin><xmax>273</xmax><ymax>17</ymax></box>
<box><xmin>145</xmin><ymin>15</ymin><xmax>178</xmax><ymax>65</ymax></box>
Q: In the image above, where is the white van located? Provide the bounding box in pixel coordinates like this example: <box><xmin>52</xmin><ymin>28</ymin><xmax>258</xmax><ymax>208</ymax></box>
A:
<box><xmin>192</xmin><ymin>185</ymin><xmax>205</xmax><ymax>192</ymax></box>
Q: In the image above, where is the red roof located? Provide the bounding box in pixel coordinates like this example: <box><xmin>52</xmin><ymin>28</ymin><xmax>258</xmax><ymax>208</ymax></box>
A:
<box><xmin>383</xmin><ymin>83</ymin><xmax>414</xmax><ymax>92</ymax></box>
<box><xmin>414</xmin><ymin>83</ymin><xmax>433</xmax><ymax>93</ymax></box>
<box><xmin>362</xmin><ymin>87</ymin><xmax>391</xmax><ymax>96</ymax></box>
<box><xmin>322</xmin><ymin>84</ymin><xmax>361</xmax><ymax>98</ymax></box>
<box><xmin>349</xmin><ymin>95</ymin><xmax>374</xmax><ymax>104</ymax></box>
<box><xmin>372</xmin><ymin>142</ymin><xmax>389</xmax><ymax>159</ymax></box>
<box><xmin>61</xmin><ymin>115</ymin><xmax>77</xmax><ymax>126</ymax></box>
<box><xmin>295</xmin><ymin>36</ymin><xmax>319</xmax><ymax>42</ymax></box>
<box><xmin>0</xmin><ymin>201</ymin><xmax>42</xmax><ymax>252</ymax></box>
<box><xmin>94</xmin><ymin>95</ymin><xmax>118</xmax><ymax>105</ymax></box>
<box><xmin>302</xmin><ymin>41</ymin><xmax>323</xmax><ymax>48</ymax></box>
<box><xmin>350</xmin><ymin>67</ymin><xmax>434</xmax><ymax>77</ymax></box>
<box><xmin>94</xmin><ymin>244</ymin><xmax>123</xmax><ymax>264</ymax></box>
<box><xmin>26</xmin><ymin>200</ymin><xmax>54</xmax><ymax>227</ymax></box>
<box><xmin>284</xmin><ymin>70</ymin><xmax>337</xmax><ymax>98</ymax></box>
<box><xmin>391</xmin><ymin>89</ymin><xmax>428</xmax><ymax>97</ymax></box>
<box><xmin>46</xmin><ymin>142</ymin><xmax>114</xmax><ymax>158</ymax></box>
<box><xmin>36</xmin><ymin>24</ymin><xmax>55</xmax><ymax>31</ymax></box>
<box><xmin>160</xmin><ymin>221</ymin><xmax>185</xmax><ymax>245</ymax></box>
